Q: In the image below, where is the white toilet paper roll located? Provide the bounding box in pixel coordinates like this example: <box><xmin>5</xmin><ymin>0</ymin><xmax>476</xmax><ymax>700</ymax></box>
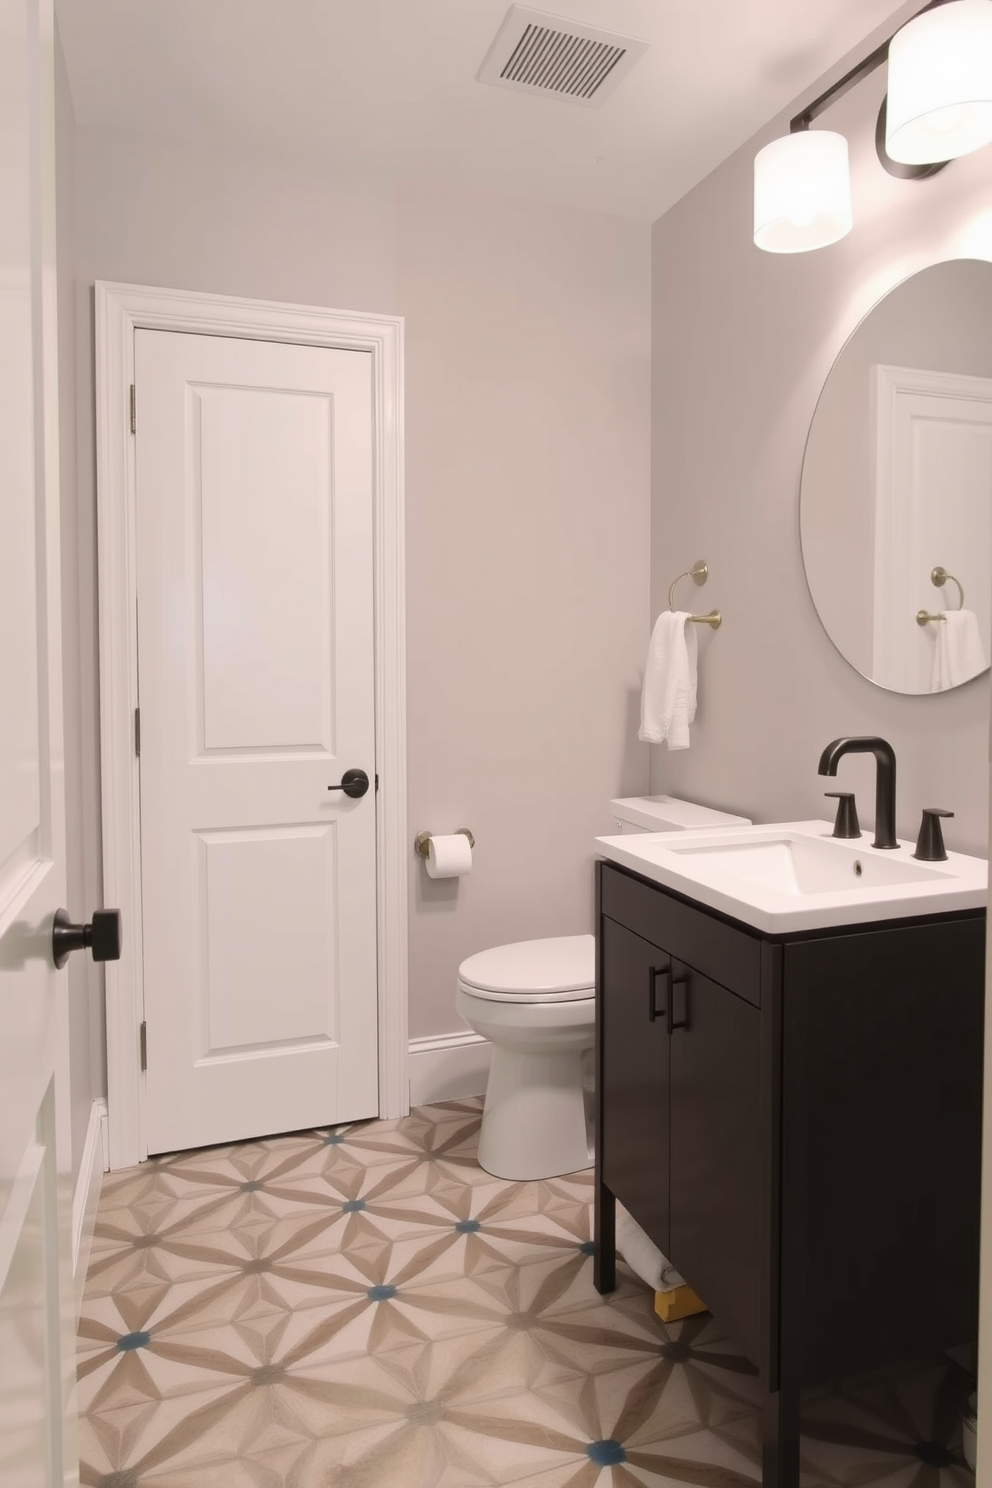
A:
<box><xmin>426</xmin><ymin>833</ymin><xmax>473</xmax><ymax>879</ymax></box>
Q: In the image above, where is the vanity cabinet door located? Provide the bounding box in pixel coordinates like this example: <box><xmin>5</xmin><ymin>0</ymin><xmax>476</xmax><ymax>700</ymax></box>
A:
<box><xmin>600</xmin><ymin>915</ymin><xmax>671</xmax><ymax>1254</ymax></box>
<box><xmin>669</xmin><ymin>962</ymin><xmax>762</xmax><ymax>1361</ymax></box>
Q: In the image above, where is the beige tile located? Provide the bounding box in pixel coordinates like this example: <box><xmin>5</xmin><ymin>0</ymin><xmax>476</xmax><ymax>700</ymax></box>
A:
<box><xmin>77</xmin><ymin>1100</ymin><xmax>973</xmax><ymax>1488</ymax></box>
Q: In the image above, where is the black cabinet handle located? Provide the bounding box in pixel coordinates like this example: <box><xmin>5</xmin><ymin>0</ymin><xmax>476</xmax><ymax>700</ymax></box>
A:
<box><xmin>648</xmin><ymin>965</ymin><xmax>670</xmax><ymax>1022</ymax></box>
<box><xmin>53</xmin><ymin>908</ymin><xmax>122</xmax><ymax>970</ymax></box>
<box><xmin>668</xmin><ymin>971</ymin><xmax>690</xmax><ymax>1033</ymax></box>
<box><xmin>327</xmin><ymin>768</ymin><xmax>370</xmax><ymax>799</ymax></box>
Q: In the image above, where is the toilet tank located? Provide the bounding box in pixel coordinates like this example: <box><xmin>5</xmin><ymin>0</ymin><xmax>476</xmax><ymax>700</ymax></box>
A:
<box><xmin>608</xmin><ymin>795</ymin><xmax>751</xmax><ymax>835</ymax></box>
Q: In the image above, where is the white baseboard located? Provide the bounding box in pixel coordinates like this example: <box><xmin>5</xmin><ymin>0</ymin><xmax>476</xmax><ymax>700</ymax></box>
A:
<box><xmin>409</xmin><ymin>1030</ymin><xmax>491</xmax><ymax>1107</ymax></box>
<box><xmin>73</xmin><ymin>1098</ymin><xmax>108</xmax><ymax>1316</ymax></box>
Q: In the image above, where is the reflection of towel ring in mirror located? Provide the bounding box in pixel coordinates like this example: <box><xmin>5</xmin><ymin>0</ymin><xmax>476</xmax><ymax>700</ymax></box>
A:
<box><xmin>667</xmin><ymin>559</ymin><xmax>722</xmax><ymax>629</ymax></box>
<box><xmin>931</xmin><ymin>566</ymin><xmax>964</xmax><ymax>610</ymax></box>
<box><xmin>917</xmin><ymin>566</ymin><xmax>964</xmax><ymax>626</ymax></box>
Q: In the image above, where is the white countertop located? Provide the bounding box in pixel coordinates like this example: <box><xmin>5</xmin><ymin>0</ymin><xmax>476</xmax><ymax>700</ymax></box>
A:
<box><xmin>596</xmin><ymin>820</ymin><xmax>988</xmax><ymax>935</ymax></box>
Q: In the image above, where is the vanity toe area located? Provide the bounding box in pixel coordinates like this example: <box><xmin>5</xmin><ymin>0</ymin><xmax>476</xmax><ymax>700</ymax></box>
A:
<box><xmin>593</xmin><ymin>825</ymin><xmax>987</xmax><ymax>1488</ymax></box>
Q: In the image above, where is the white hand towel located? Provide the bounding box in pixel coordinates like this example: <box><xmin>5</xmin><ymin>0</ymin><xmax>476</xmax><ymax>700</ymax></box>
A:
<box><xmin>930</xmin><ymin>610</ymin><xmax>988</xmax><ymax>692</ymax></box>
<box><xmin>638</xmin><ymin>611</ymin><xmax>697</xmax><ymax>749</ymax></box>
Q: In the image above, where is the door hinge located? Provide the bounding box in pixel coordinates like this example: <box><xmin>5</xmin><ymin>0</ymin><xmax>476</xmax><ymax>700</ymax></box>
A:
<box><xmin>375</xmin><ymin>773</ymin><xmax>379</xmax><ymax>792</ymax></box>
<box><xmin>130</xmin><ymin>383</ymin><xmax>136</xmax><ymax>434</ymax></box>
<box><xmin>134</xmin><ymin>706</ymin><xmax>141</xmax><ymax>757</ymax></box>
<box><xmin>139</xmin><ymin>1021</ymin><xmax>148</xmax><ymax>1072</ymax></box>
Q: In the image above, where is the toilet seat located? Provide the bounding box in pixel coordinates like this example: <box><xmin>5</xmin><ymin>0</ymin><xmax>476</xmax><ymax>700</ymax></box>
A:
<box><xmin>457</xmin><ymin>934</ymin><xmax>594</xmax><ymax>1003</ymax></box>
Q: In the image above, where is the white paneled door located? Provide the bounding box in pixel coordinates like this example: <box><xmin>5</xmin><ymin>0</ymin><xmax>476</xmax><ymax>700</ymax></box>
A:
<box><xmin>135</xmin><ymin>331</ymin><xmax>379</xmax><ymax>1155</ymax></box>
<box><xmin>0</xmin><ymin>0</ymin><xmax>79</xmax><ymax>1482</ymax></box>
<box><xmin>872</xmin><ymin>365</ymin><xmax>992</xmax><ymax>692</ymax></box>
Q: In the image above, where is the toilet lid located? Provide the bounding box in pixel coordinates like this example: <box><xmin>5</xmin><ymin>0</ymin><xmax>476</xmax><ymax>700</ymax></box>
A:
<box><xmin>458</xmin><ymin>934</ymin><xmax>595</xmax><ymax>1002</ymax></box>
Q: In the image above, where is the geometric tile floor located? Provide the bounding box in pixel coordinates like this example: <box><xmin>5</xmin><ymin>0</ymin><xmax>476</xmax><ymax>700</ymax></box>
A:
<box><xmin>77</xmin><ymin>1098</ymin><xmax>975</xmax><ymax>1486</ymax></box>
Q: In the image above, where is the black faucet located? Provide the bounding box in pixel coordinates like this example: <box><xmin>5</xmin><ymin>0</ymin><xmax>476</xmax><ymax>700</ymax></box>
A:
<box><xmin>817</xmin><ymin>737</ymin><xmax>899</xmax><ymax>850</ymax></box>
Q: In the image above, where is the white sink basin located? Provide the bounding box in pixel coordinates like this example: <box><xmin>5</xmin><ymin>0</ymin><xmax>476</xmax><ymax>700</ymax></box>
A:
<box><xmin>595</xmin><ymin>820</ymin><xmax>987</xmax><ymax>933</ymax></box>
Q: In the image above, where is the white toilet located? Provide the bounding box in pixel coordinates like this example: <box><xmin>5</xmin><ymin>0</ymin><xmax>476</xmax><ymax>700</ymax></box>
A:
<box><xmin>456</xmin><ymin>795</ymin><xmax>751</xmax><ymax>1182</ymax></box>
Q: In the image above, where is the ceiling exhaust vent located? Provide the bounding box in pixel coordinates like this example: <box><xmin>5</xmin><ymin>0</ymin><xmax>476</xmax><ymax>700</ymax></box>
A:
<box><xmin>477</xmin><ymin>6</ymin><xmax>648</xmax><ymax>108</ymax></box>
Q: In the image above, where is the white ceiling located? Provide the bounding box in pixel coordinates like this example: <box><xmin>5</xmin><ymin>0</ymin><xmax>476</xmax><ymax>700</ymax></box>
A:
<box><xmin>55</xmin><ymin>0</ymin><xmax>916</xmax><ymax>222</ymax></box>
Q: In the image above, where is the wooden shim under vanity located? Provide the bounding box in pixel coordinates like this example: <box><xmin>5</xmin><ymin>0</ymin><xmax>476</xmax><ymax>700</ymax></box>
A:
<box><xmin>654</xmin><ymin>1285</ymin><xmax>708</xmax><ymax>1323</ymax></box>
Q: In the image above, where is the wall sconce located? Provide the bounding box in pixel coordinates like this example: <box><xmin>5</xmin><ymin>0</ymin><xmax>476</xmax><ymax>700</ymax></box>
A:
<box><xmin>754</xmin><ymin>0</ymin><xmax>992</xmax><ymax>253</ymax></box>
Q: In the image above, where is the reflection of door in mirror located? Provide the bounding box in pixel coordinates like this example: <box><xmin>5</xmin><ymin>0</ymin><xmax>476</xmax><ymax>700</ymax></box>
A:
<box><xmin>872</xmin><ymin>364</ymin><xmax>992</xmax><ymax>693</ymax></box>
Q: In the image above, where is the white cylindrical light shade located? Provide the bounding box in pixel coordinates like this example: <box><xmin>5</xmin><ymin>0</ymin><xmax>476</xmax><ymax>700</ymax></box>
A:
<box><xmin>887</xmin><ymin>0</ymin><xmax>992</xmax><ymax>164</ymax></box>
<box><xmin>753</xmin><ymin>131</ymin><xmax>852</xmax><ymax>253</ymax></box>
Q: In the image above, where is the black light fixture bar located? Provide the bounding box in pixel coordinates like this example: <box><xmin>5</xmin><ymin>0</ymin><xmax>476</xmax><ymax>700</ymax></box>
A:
<box><xmin>788</xmin><ymin>0</ymin><xmax>953</xmax><ymax>177</ymax></box>
<box><xmin>789</xmin><ymin>37</ymin><xmax>890</xmax><ymax>134</ymax></box>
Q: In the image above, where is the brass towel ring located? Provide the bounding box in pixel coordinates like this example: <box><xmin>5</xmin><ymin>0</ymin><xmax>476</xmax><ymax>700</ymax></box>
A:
<box><xmin>931</xmin><ymin>566</ymin><xmax>964</xmax><ymax>610</ymax></box>
<box><xmin>916</xmin><ymin>566</ymin><xmax>964</xmax><ymax>625</ymax></box>
<box><xmin>667</xmin><ymin>559</ymin><xmax>722</xmax><ymax>629</ymax></box>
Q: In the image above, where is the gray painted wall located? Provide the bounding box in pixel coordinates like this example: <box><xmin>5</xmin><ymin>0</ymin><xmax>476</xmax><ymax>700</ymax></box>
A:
<box><xmin>68</xmin><ymin>126</ymin><xmax>652</xmax><ymax>1104</ymax></box>
<box><xmin>58</xmin><ymin>6</ymin><xmax>992</xmax><ymax>1187</ymax></box>
<box><xmin>650</xmin><ymin>63</ymin><xmax>991</xmax><ymax>852</ymax></box>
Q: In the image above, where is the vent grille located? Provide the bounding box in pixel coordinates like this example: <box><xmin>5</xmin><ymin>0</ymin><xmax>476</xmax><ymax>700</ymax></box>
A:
<box><xmin>478</xmin><ymin>6</ymin><xmax>647</xmax><ymax>108</ymax></box>
<box><xmin>503</xmin><ymin>24</ymin><xmax>624</xmax><ymax>100</ymax></box>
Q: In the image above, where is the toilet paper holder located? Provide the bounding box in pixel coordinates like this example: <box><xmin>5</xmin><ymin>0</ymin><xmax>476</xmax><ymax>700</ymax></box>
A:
<box><xmin>414</xmin><ymin>827</ymin><xmax>475</xmax><ymax>858</ymax></box>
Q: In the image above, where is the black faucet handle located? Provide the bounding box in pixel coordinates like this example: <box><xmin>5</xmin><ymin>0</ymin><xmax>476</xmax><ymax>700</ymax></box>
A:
<box><xmin>913</xmin><ymin>808</ymin><xmax>954</xmax><ymax>862</ymax></box>
<box><xmin>824</xmin><ymin>791</ymin><xmax>861</xmax><ymax>839</ymax></box>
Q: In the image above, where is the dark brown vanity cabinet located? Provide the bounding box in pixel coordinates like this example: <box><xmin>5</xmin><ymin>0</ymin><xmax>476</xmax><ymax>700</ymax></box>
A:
<box><xmin>594</xmin><ymin>859</ymin><xmax>985</xmax><ymax>1488</ymax></box>
<box><xmin>599</xmin><ymin>915</ymin><xmax>762</xmax><ymax>1362</ymax></box>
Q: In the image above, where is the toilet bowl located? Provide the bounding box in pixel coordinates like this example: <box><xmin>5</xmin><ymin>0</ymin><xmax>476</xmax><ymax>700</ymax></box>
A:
<box><xmin>456</xmin><ymin>935</ymin><xmax>595</xmax><ymax>1181</ymax></box>
<box><xmin>457</xmin><ymin>796</ymin><xmax>752</xmax><ymax>1183</ymax></box>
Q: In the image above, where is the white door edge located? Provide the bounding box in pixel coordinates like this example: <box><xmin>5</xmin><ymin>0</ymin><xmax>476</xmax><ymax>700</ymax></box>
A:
<box><xmin>72</xmin><ymin>1097</ymin><xmax>108</xmax><ymax>1313</ymax></box>
<box><xmin>95</xmin><ymin>281</ymin><xmax>409</xmax><ymax>1170</ymax></box>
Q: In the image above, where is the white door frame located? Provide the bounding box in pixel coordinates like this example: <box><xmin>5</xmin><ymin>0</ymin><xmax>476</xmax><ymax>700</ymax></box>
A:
<box><xmin>95</xmin><ymin>281</ymin><xmax>408</xmax><ymax>1170</ymax></box>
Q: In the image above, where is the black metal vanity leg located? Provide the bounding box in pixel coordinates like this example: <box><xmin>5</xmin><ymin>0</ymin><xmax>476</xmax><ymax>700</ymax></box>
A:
<box><xmin>761</xmin><ymin>1381</ymin><xmax>800</xmax><ymax>1488</ymax></box>
<box><xmin>594</xmin><ymin>1175</ymin><xmax>616</xmax><ymax>1293</ymax></box>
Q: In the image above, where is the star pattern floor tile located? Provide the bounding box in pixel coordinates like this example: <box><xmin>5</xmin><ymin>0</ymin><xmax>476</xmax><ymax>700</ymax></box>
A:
<box><xmin>77</xmin><ymin>1098</ymin><xmax>975</xmax><ymax>1487</ymax></box>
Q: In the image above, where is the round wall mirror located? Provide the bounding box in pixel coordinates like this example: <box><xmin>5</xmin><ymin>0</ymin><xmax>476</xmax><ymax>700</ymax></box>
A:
<box><xmin>800</xmin><ymin>258</ymin><xmax>992</xmax><ymax>695</ymax></box>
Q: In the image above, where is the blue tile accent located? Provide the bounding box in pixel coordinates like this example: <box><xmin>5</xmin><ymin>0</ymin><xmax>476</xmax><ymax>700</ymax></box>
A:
<box><xmin>116</xmin><ymin>1331</ymin><xmax>151</xmax><ymax>1352</ymax></box>
<box><xmin>586</xmin><ymin>1439</ymin><xmax>626</xmax><ymax>1465</ymax></box>
<box><xmin>366</xmin><ymin>1284</ymin><xmax>397</xmax><ymax>1301</ymax></box>
<box><xmin>455</xmin><ymin>1219</ymin><xmax>481</xmax><ymax>1233</ymax></box>
<box><xmin>341</xmin><ymin>1199</ymin><xmax>366</xmax><ymax>1213</ymax></box>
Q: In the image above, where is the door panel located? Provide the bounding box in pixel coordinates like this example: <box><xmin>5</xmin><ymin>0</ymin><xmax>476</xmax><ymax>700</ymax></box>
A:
<box><xmin>197</xmin><ymin>383</ymin><xmax>335</xmax><ymax>751</ymax></box>
<box><xmin>669</xmin><ymin>964</ymin><xmax>761</xmax><ymax>1359</ymax></box>
<box><xmin>197</xmin><ymin>825</ymin><xmax>339</xmax><ymax>1051</ymax></box>
<box><xmin>0</xmin><ymin>0</ymin><xmax>76</xmax><ymax>1481</ymax></box>
<box><xmin>137</xmin><ymin>330</ymin><xmax>378</xmax><ymax>1155</ymax></box>
<box><xmin>600</xmin><ymin>916</ymin><xmax>671</xmax><ymax>1254</ymax></box>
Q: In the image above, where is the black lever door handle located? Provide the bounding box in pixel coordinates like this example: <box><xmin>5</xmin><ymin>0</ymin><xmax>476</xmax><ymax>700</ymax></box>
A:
<box><xmin>53</xmin><ymin>908</ymin><xmax>122</xmax><ymax>970</ymax></box>
<box><xmin>327</xmin><ymin>768</ymin><xmax>370</xmax><ymax>799</ymax></box>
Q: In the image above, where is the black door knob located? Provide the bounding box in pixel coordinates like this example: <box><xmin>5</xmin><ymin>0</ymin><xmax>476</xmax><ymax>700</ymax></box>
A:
<box><xmin>327</xmin><ymin>768</ymin><xmax>370</xmax><ymax>800</ymax></box>
<box><xmin>53</xmin><ymin>908</ymin><xmax>123</xmax><ymax>970</ymax></box>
